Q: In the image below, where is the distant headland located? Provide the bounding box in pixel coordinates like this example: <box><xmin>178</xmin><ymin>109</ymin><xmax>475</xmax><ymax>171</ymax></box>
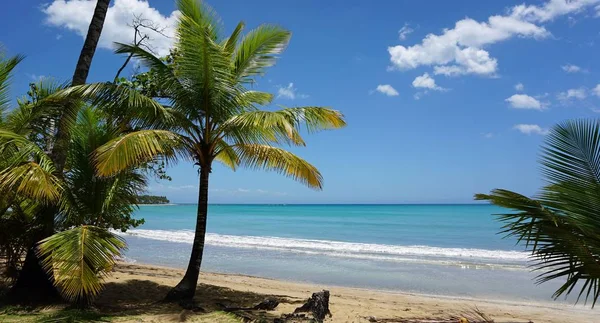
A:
<box><xmin>137</xmin><ymin>195</ymin><xmax>170</xmax><ymax>205</ymax></box>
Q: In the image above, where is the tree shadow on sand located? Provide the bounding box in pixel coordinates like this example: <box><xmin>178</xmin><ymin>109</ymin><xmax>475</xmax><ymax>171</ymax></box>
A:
<box><xmin>94</xmin><ymin>279</ymin><xmax>295</xmax><ymax>321</ymax></box>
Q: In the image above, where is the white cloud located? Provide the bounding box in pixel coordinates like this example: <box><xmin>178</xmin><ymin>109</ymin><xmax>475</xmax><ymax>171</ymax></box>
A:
<box><xmin>511</xmin><ymin>0</ymin><xmax>599</xmax><ymax>22</ymax></box>
<box><xmin>388</xmin><ymin>0</ymin><xmax>599</xmax><ymax>77</ymax></box>
<box><xmin>561</xmin><ymin>64</ymin><xmax>584</xmax><ymax>73</ymax></box>
<box><xmin>505</xmin><ymin>94</ymin><xmax>544</xmax><ymax>110</ymax></box>
<box><xmin>43</xmin><ymin>0</ymin><xmax>179</xmax><ymax>56</ymax></box>
<box><xmin>592</xmin><ymin>84</ymin><xmax>600</xmax><ymax>97</ymax></box>
<box><xmin>277</xmin><ymin>83</ymin><xmax>308</xmax><ymax>100</ymax></box>
<box><xmin>558</xmin><ymin>87</ymin><xmax>587</xmax><ymax>101</ymax></box>
<box><xmin>515</xmin><ymin>83</ymin><xmax>524</xmax><ymax>91</ymax></box>
<box><xmin>398</xmin><ymin>23</ymin><xmax>414</xmax><ymax>40</ymax></box>
<box><xmin>483</xmin><ymin>132</ymin><xmax>494</xmax><ymax>138</ymax></box>
<box><xmin>412</xmin><ymin>73</ymin><xmax>445</xmax><ymax>91</ymax></box>
<box><xmin>55</xmin><ymin>34</ymin><xmax>62</xmax><ymax>40</ymax></box>
<box><xmin>375</xmin><ymin>84</ymin><xmax>399</xmax><ymax>96</ymax></box>
<box><xmin>514</xmin><ymin>124</ymin><xmax>549</xmax><ymax>135</ymax></box>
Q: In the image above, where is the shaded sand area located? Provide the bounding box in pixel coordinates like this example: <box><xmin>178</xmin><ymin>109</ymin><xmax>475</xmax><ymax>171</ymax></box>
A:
<box><xmin>1</xmin><ymin>262</ymin><xmax>596</xmax><ymax>322</ymax></box>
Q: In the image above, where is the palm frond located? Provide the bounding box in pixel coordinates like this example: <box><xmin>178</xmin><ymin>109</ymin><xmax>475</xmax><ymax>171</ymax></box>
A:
<box><xmin>175</xmin><ymin>0</ymin><xmax>235</xmax><ymax>121</ymax></box>
<box><xmin>0</xmin><ymin>54</ymin><xmax>25</xmax><ymax>114</ymax></box>
<box><xmin>276</xmin><ymin>106</ymin><xmax>347</xmax><ymax>133</ymax></box>
<box><xmin>234</xmin><ymin>144</ymin><xmax>322</xmax><ymax>189</ymax></box>
<box><xmin>233</xmin><ymin>24</ymin><xmax>291</xmax><ymax>82</ymax></box>
<box><xmin>0</xmin><ymin>161</ymin><xmax>62</xmax><ymax>204</ymax></box>
<box><xmin>37</xmin><ymin>225</ymin><xmax>126</xmax><ymax>303</ymax></box>
<box><xmin>223</xmin><ymin>21</ymin><xmax>245</xmax><ymax>54</ymax></box>
<box><xmin>94</xmin><ymin>130</ymin><xmax>187</xmax><ymax>176</ymax></box>
<box><xmin>476</xmin><ymin>119</ymin><xmax>600</xmax><ymax>307</ymax></box>
<box><xmin>213</xmin><ymin>139</ymin><xmax>239</xmax><ymax>170</ymax></box>
<box><xmin>219</xmin><ymin>106</ymin><xmax>346</xmax><ymax>146</ymax></box>
<box><xmin>6</xmin><ymin>79</ymin><xmax>67</xmax><ymax>136</ymax></box>
<box><xmin>113</xmin><ymin>43</ymin><xmax>188</xmax><ymax>103</ymax></box>
<box><xmin>540</xmin><ymin>120</ymin><xmax>600</xmax><ymax>231</ymax></box>
<box><xmin>53</xmin><ymin>83</ymin><xmax>176</xmax><ymax>129</ymax></box>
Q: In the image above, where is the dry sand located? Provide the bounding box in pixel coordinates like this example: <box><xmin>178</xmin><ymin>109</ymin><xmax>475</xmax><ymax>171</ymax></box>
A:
<box><xmin>97</xmin><ymin>262</ymin><xmax>596</xmax><ymax>323</ymax></box>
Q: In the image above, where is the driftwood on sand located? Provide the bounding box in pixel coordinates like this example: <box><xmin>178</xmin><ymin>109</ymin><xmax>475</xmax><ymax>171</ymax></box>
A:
<box><xmin>293</xmin><ymin>290</ymin><xmax>332</xmax><ymax>322</ymax></box>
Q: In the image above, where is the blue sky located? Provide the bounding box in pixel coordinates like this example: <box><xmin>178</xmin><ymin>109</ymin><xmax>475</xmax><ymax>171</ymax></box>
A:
<box><xmin>2</xmin><ymin>0</ymin><xmax>600</xmax><ymax>203</ymax></box>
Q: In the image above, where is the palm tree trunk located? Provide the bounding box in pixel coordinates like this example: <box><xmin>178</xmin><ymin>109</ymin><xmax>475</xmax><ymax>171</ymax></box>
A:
<box><xmin>72</xmin><ymin>0</ymin><xmax>111</xmax><ymax>86</ymax></box>
<box><xmin>9</xmin><ymin>0</ymin><xmax>111</xmax><ymax>304</ymax></box>
<box><xmin>165</xmin><ymin>166</ymin><xmax>210</xmax><ymax>301</ymax></box>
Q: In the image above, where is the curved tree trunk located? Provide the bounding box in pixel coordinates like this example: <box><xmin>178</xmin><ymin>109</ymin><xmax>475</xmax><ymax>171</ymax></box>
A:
<box><xmin>8</xmin><ymin>0</ymin><xmax>111</xmax><ymax>304</ymax></box>
<box><xmin>165</xmin><ymin>166</ymin><xmax>210</xmax><ymax>301</ymax></box>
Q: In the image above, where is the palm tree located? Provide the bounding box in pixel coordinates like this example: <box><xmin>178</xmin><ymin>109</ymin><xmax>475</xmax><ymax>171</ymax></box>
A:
<box><xmin>84</xmin><ymin>0</ymin><xmax>346</xmax><ymax>301</ymax></box>
<box><xmin>1</xmin><ymin>105</ymin><xmax>149</xmax><ymax>304</ymax></box>
<box><xmin>10</xmin><ymin>0</ymin><xmax>112</xmax><ymax>302</ymax></box>
<box><xmin>476</xmin><ymin>119</ymin><xmax>600</xmax><ymax>307</ymax></box>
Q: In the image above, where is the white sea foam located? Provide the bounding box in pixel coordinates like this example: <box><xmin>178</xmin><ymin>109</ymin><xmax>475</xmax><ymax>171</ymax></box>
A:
<box><xmin>116</xmin><ymin>229</ymin><xmax>529</xmax><ymax>266</ymax></box>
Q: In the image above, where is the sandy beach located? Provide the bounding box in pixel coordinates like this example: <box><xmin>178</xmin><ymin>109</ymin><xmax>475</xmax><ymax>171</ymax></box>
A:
<box><xmin>95</xmin><ymin>262</ymin><xmax>596</xmax><ymax>323</ymax></box>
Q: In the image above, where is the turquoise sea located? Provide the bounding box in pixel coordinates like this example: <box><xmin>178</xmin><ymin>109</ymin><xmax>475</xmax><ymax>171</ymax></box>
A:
<box><xmin>118</xmin><ymin>204</ymin><xmax>567</xmax><ymax>303</ymax></box>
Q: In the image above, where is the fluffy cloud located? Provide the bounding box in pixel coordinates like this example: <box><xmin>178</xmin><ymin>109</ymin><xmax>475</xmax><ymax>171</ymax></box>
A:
<box><xmin>388</xmin><ymin>0</ymin><xmax>599</xmax><ymax>77</ymax></box>
<box><xmin>594</xmin><ymin>84</ymin><xmax>600</xmax><ymax>97</ymax></box>
<box><xmin>558</xmin><ymin>87</ymin><xmax>587</xmax><ymax>101</ymax></box>
<box><xmin>398</xmin><ymin>24</ymin><xmax>414</xmax><ymax>40</ymax></box>
<box><xmin>515</xmin><ymin>83</ymin><xmax>524</xmax><ymax>91</ymax></box>
<box><xmin>375</xmin><ymin>84</ymin><xmax>399</xmax><ymax>96</ymax></box>
<box><xmin>514</xmin><ymin>124</ymin><xmax>549</xmax><ymax>135</ymax></box>
<box><xmin>412</xmin><ymin>73</ymin><xmax>445</xmax><ymax>91</ymax></box>
<box><xmin>43</xmin><ymin>0</ymin><xmax>179</xmax><ymax>56</ymax></box>
<box><xmin>561</xmin><ymin>64</ymin><xmax>586</xmax><ymax>73</ymax></box>
<box><xmin>277</xmin><ymin>83</ymin><xmax>307</xmax><ymax>100</ymax></box>
<box><xmin>505</xmin><ymin>94</ymin><xmax>544</xmax><ymax>110</ymax></box>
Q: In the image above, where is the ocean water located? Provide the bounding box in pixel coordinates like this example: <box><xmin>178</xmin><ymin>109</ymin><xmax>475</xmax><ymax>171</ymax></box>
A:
<box><xmin>118</xmin><ymin>204</ymin><xmax>570</xmax><ymax>303</ymax></box>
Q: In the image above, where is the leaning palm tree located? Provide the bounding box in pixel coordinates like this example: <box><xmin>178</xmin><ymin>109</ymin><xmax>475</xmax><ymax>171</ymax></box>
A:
<box><xmin>476</xmin><ymin>119</ymin><xmax>600</xmax><ymax>307</ymax></box>
<box><xmin>84</xmin><ymin>0</ymin><xmax>346</xmax><ymax>300</ymax></box>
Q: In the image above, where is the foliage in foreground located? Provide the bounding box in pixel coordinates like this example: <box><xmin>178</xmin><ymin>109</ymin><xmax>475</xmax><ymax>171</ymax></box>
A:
<box><xmin>476</xmin><ymin>119</ymin><xmax>600</xmax><ymax>307</ymax></box>
<box><xmin>37</xmin><ymin>226</ymin><xmax>126</xmax><ymax>303</ymax></box>
<box><xmin>0</xmin><ymin>59</ymin><xmax>147</xmax><ymax>303</ymax></box>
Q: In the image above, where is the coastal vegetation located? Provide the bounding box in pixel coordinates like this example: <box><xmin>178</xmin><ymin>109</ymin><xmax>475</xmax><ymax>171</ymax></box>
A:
<box><xmin>477</xmin><ymin>119</ymin><xmax>600</xmax><ymax>306</ymax></box>
<box><xmin>137</xmin><ymin>195</ymin><xmax>170</xmax><ymax>204</ymax></box>
<box><xmin>87</xmin><ymin>0</ymin><xmax>346</xmax><ymax>301</ymax></box>
<box><xmin>1</xmin><ymin>0</ymin><xmax>344</xmax><ymax>308</ymax></box>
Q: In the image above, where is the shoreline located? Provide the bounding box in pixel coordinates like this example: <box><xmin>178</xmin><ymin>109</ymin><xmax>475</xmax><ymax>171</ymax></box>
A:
<box><xmin>108</xmin><ymin>262</ymin><xmax>596</xmax><ymax>322</ymax></box>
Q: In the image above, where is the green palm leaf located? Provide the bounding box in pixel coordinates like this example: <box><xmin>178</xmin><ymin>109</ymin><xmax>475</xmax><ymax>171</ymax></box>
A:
<box><xmin>54</xmin><ymin>82</ymin><xmax>176</xmax><ymax>129</ymax></box>
<box><xmin>233</xmin><ymin>24</ymin><xmax>291</xmax><ymax>82</ymax></box>
<box><xmin>94</xmin><ymin>130</ymin><xmax>187</xmax><ymax>176</ymax></box>
<box><xmin>0</xmin><ymin>54</ymin><xmax>25</xmax><ymax>115</ymax></box>
<box><xmin>234</xmin><ymin>144</ymin><xmax>323</xmax><ymax>189</ymax></box>
<box><xmin>476</xmin><ymin>119</ymin><xmax>600</xmax><ymax>307</ymax></box>
<box><xmin>37</xmin><ymin>225</ymin><xmax>126</xmax><ymax>303</ymax></box>
<box><xmin>0</xmin><ymin>161</ymin><xmax>62</xmax><ymax>203</ymax></box>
